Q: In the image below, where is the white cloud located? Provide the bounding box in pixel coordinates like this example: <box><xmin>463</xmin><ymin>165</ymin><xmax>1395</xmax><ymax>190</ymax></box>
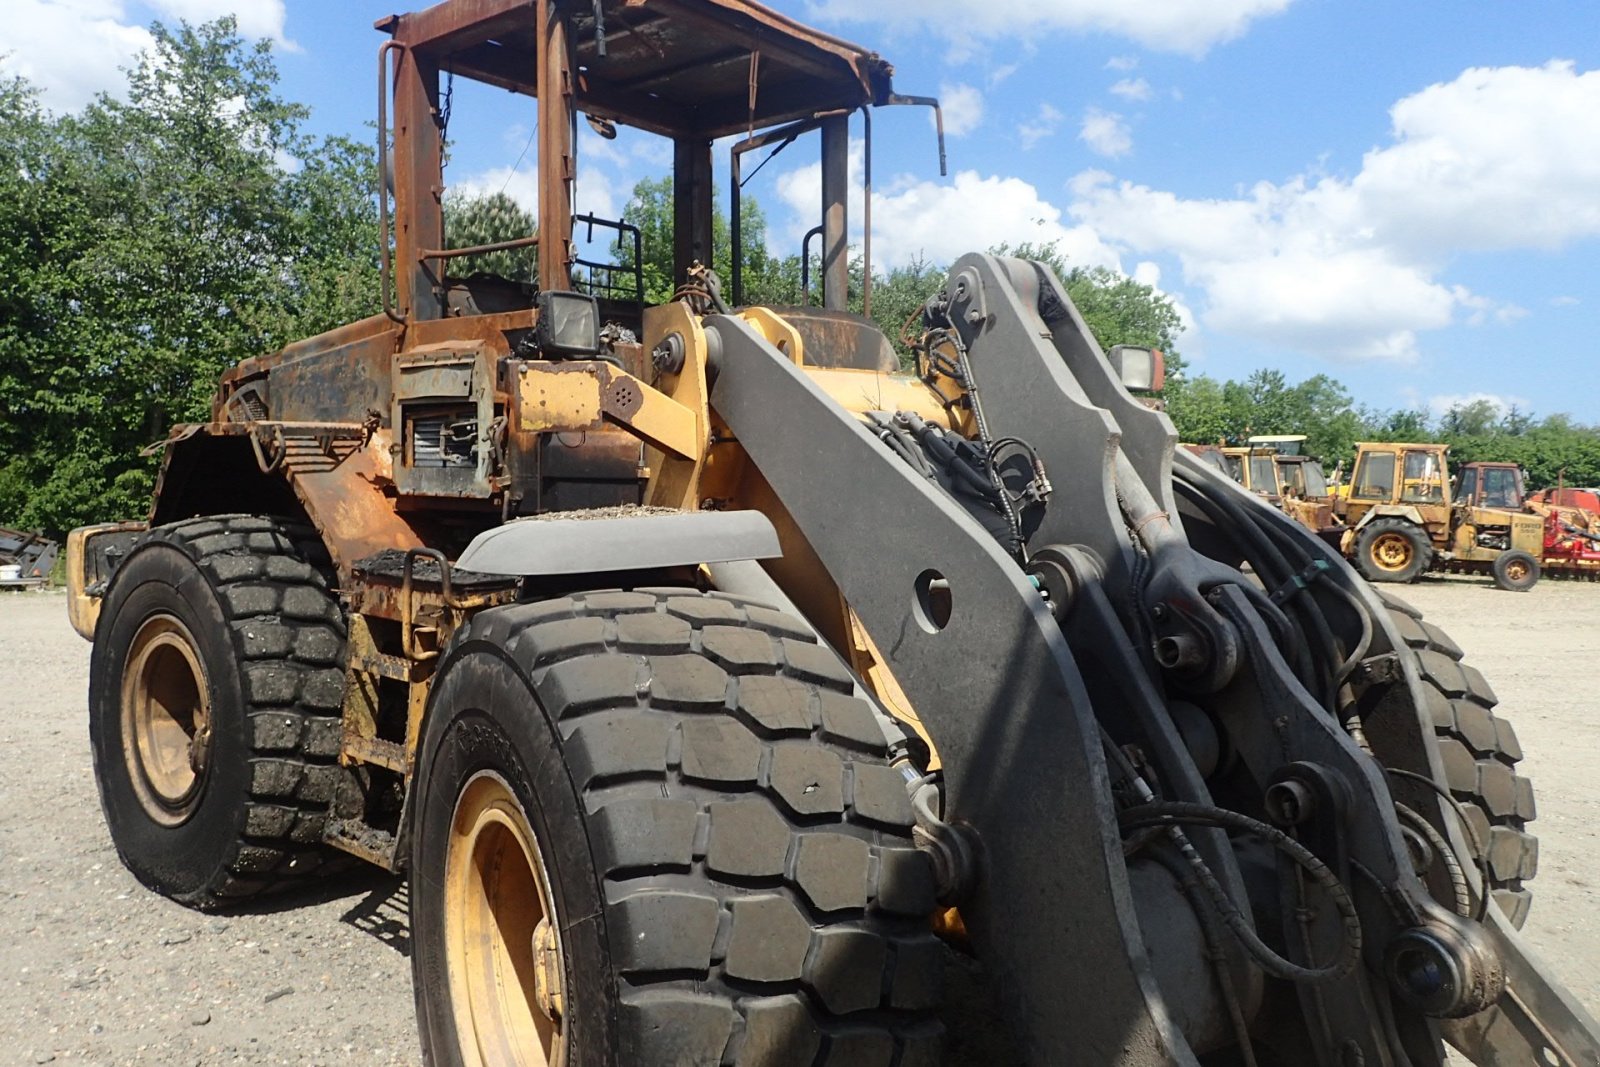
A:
<box><xmin>1551</xmin><ymin>295</ymin><xmax>1581</xmax><ymax>307</ymax></box>
<box><xmin>0</xmin><ymin>0</ymin><xmax>293</xmax><ymax>112</ymax></box>
<box><xmin>988</xmin><ymin>63</ymin><xmax>1020</xmax><ymax>87</ymax></box>
<box><xmin>1427</xmin><ymin>392</ymin><xmax>1527</xmax><ymax>419</ymax></box>
<box><xmin>452</xmin><ymin>166</ymin><xmax>538</xmax><ymax>213</ymax></box>
<box><xmin>1110</xmin><ymin>77</ymin><xmax>1153</xmax><ymax>101</ymax></box>
<box><xmin>0</xmin><ymin>1</ymin><xmax>153</xmax><ymax>111</ymax></box>
<box><xmin>1346</xmin><ymin>61</ymin><xmax>1600</xmax><ymax>256</ymax></box>
<box><xmin>147</xmin><ymin>0</ymin><xmax>291</xmax><ymax>46</ymax></box>
<box><xmin>1105</xmin><ymin>55</ymin><xmax>1140</xmax><ymax>72</ymax></box>
<box><xmin>770</xmin><ymin>139</ymin><xmax>1119</xmax><ymax>274</ymax></box>
<box><xmin>807</xmin><ymin>0</ymin><xmax>1296</xmax><ymax>56</ymax></box>
<box><xmin>1079</xmin><ymin>107</ymin><xmax>1132</xmax><ymax>157</ymax></box>
<box><xmin>869</xmin><ymin>172</ymin><xmax>1122</xmax><ymax>272</ymax></box>
<box><xmin>1019</xmin><ymin>102</ymin><xmax>1065</xmax><ymax>150</ymax></box>
<box><xmin>452</xmin><ymin>163</ymin><xmax>621</xmax><ymax>225</ymax></box>
<box><xmin>1067</xmin><ymin>62</ymin><xmax>1600</xmax><ymax>362</ymax></box>
<box><xmin>939</xmin><ymin>82</ymin><xmax>984</xmax><ymax>137</ymax></box>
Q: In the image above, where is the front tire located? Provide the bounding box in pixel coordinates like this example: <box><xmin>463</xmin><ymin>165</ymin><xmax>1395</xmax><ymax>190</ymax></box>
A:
<box><xmin>1355</xmin><ymin>519</ymin><xmax>1431</xmax><ymax>583</ymax></box>
<box><xmin>88</xmin><ymin>515</ymin><xmax>348</xmax><ymax>907</ymax></box>
<box><xmin>410</xmin><ymin>588</ymin><xmax>943</xmax><ymax>1067</ymax></box>
<box><xmin>1382</xmin><ymin>592</ymin><xmax>1538</xmax><ymax>925</ymax></box>
<box><xmin>1491</xmin><ymin>549</ymin><xmax>1540</xmax><ymax>592</ymax></box>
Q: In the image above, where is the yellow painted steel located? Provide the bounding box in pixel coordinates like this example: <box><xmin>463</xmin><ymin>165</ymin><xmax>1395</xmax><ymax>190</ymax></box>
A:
<box><xmin>643</xmin><ymin>303</ymin><xmax>713</xmax><ymax>510</ymax></box>
<box><xmin>517</xmin><ymin>362</ymin><xmax>700</xmax><ymax>459</ymax></box>
<box><xmin>517</xmin><ymin>364</ymin><xmax>602</xmax><ymax>431</ymax></box>
<box><xmin>444</xmin><ymin>771</ymin><xmax>566</xmax><ymax>1066</ymax></box>
<box><xmin>806</xmin><ymin>367</ymin><xmax>957</xmax><ymax>428</ymax></box>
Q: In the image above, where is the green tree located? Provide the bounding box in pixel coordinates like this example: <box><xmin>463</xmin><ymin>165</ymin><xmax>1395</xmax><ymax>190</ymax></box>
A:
<box><xmin>0</xmin><ymin>19</ymin><xmax>380</xmax><ymax>536</ymax></box>
<box><xmin>444</xmin><ymin>191</ymin><xmax>536</xmax><ymax>283</ymax></box>
<box><xmin>611</xmin><ymin>176</ymin><xmax>783</xmax><ymax>305</ymax></box>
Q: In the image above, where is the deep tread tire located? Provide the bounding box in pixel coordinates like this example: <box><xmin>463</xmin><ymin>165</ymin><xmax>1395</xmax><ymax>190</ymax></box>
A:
<box><xmin>1355</xmin><ymin>519</ymin><xmax>1431</xmax><ymax>584</ymax></box>
<box><xmin>88</xmin><ymin>515</ymin><xmax>348</xmax><ymax>908</ymax></box>
<box><xmin>1379</xmin><ymin>590</ymin><xmax>1538</xmax><ymax>926</ymax></box>
<box><xmin>411</xmin><ymin>588</ymin><xmax>942</xmax><ymax>1067</ymax></box>
<box><xmin>1491</xmin><ymin>549</ymin><xmax>1540</xmax><ymax>592</ymax></box>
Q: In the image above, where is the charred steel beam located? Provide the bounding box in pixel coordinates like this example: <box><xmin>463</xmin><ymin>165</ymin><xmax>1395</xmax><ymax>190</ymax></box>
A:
<box><xmin>536</xmin><ymin>0</ymin><xmax>575</xmax><ymax>292</ymax></box>
<box><xmin>640</xmin><ymin>0</ymin><xmax>860</xmax><ymax>90</ymax></box>
<box><xmin>673</xmin><ymin>138</ymin><xmax>714</xmax><ymax>284</ymax></box>
<box><xmin>391</xmin><ymin>45</ymin><xmax>445</xmax><ymax>321</ymax></box>
<box><xmin>382</xmin><ymin>0</ymin><xmax>534</xmax><ymax>54</ymax></box>
<box><xmin>820</xmin><ymin>113</ymin><xmax>848</xmax><ymax>311</ymax></box>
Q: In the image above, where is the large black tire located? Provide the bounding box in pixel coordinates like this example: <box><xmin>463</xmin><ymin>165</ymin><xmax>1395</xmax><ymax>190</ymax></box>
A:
<box><xmin>1491</xmin><ymin>549</ymin><xmax>1540</xmax><ymax>592</ymax></box>
<box><xmin>1355</xmin><ymin>519</ymin><xmax>1432</xmax><ymax>584</ymax></box>
<box><xmin>410</xmin><ymin>588</ymin><xmax>943</xmax><ymax>1067</ymax></box>
<box><xmin>1382</xmin><ymin>591</ymin><xmax>1538</xmax><ymax>926</ymax></box>
<box><xmin>88</xmin><ymin>515</ymin><xmax>348</xmax><ymax>908</ymax></box>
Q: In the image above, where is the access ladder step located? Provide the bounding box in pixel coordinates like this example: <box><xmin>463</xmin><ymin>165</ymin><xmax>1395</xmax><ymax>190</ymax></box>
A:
<box><xmin>323</xmin><ymin>817</ymin><xmax>401</xmax><ymax>872</ymax></box>
<box><xmin>342</xmin><ymin>733</ymin><xmax>407</xmax><ymax>773</ymax></box>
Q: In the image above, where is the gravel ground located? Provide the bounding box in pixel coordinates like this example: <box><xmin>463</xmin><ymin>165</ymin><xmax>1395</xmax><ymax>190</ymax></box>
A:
<box><xmin>2</xmin><ymin>575</ymin><xmax>1597</xmax><ymax>1064</ymax></box>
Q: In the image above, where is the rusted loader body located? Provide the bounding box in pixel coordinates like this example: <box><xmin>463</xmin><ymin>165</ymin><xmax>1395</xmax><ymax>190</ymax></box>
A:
<box><xmin>69</xmin><ymin>1</ymin><xmax>1600</xmax><ymax>1064</ymax></box>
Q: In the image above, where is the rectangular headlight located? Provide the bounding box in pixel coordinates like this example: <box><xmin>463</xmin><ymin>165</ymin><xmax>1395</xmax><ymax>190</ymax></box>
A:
<box><xmin>534</xmin><ymin>290</ymin><xmax>601</xmax><ymax>358</ymax></box>
<box><xmin>1107</xmin><ymin>344</ymin><xmax>1164</xmax><ymax>392</ymax></box>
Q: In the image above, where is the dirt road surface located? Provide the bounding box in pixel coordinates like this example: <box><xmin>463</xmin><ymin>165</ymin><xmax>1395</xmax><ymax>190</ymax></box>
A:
<box><xmin>2</xmin><ymin>576</ymin><xmax>1597</xmax><ymax>1064</ymax></box>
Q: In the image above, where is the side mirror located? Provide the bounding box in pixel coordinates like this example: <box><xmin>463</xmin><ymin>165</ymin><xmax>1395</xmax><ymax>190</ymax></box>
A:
<box><xmin>534</xmin><ymin>291</ymin><xmax>601</xmax><ymax>358</ymax></box>
<box><xmin>1107</xmin><ymin>345</ymin><xmax>1166</xmax><ymax>393</ymax></box>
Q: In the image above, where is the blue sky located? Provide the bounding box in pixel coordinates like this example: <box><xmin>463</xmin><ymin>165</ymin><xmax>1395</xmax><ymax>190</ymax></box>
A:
<box><xmin>6</xmin><ymin>0</ymin><xmax>1600</xmax><ymax>422</ymax></box>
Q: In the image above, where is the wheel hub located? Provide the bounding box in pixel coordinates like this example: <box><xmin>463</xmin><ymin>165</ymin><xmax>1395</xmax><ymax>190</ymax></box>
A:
<box><xmin>1373</xmin><ymin>533</ymin><xmax>1413</xmax><ymax>571</ymax></box>
<box><xmin>120</xmin><ymin>613</ymin><xmax>211</xmax><ymax>826</ymax></box>
<box><xmin>444</xmin><ymin>771</ymin><xmax>567</xmax><ymax>1067</ymax></box>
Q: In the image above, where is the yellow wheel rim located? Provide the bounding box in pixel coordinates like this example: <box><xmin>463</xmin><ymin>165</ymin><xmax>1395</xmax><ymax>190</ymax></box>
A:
<box><xmin>1506</xmin><ymin>559</ymin><xmax>1530</xmax><ymax>582</ymax></box>
<box><xmin>444</xmin><ymin>771</ymin><xmax>567</xmax><ymax>1067</ymax></box>
<box><xmin>120</xmin><ymin>614</ymin><xmax>211</xmax><ymax>826</ymax></box>
<box><xmin>1371</xmin><ymin>532</ymin><xmax>1415</xmax><ymax>573</ymax></box>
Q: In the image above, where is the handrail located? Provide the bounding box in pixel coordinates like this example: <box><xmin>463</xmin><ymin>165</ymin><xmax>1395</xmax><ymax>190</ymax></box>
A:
<box><xmin>572</xmin><ymin>213</ymin><xmax>644</xmax><ymax>307</ymax></box>
<box><xmin>419</xmin><ymin>235</ymin><xmax>541</xmax><ymax>261</ymax></box>
<box><xmin>376</xmin><ymin>41</ymin><xmax>406</xmax><ymax>324</ymax></box>
<box><xmin>799</xmin><ymin>224</ymin><xmax>823</xmax><ymax>305</ymax></box>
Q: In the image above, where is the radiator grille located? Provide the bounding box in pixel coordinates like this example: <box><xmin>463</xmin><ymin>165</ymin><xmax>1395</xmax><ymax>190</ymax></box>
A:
<box><xmin>410</xmin><ymin>411</ymin><xmax>477</xmax><ymax>468</ymax></box>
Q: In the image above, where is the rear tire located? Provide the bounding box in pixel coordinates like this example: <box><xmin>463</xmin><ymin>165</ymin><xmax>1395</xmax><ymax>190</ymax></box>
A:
<box><xmin>1355</xmin><ymin>519</ymin><xmax>1431</xmax><ymax>584</ymax></box>
<box><xmin>1491</xmin><ymin>549</ymin><xmax>1540</xmax><ymax>592</ymax></box>
<box><xmin>88</xmin><ymin>515</ymin><xmax>348</xmax><ymax>908</ymax></box>
<box><xmin>410</xmin><ymin>588</ymin><xmax>943</xmax><ymax>1067</ymax></box>
<box><xmin>1381</xmin><ymin>591</ymin><xmax>1538</xmax><ymax>926</ymax></box>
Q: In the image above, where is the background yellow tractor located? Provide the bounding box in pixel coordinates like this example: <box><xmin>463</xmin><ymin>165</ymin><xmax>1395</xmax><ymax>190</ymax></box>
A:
<box><xmin>1337</xmin><ymin>441</ymin><xmax>1544</xmax><ymax>589</ymax></box>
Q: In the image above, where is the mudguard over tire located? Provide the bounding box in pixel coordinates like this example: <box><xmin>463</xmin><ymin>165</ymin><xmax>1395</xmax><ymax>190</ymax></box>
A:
<box><xmin>409</xmin><ymin>588</ymin><xmax>943</xmax><ymax>1067</ymax></box>
<box><xmin>1381</xmin><ymin>591</ymin><xmax>1538</xmax><ymax>925</ymax></box>
<box><xmin>87</xmin><ymin>515</ymin><xmax>349</xmax><ymax>908</ymax></box>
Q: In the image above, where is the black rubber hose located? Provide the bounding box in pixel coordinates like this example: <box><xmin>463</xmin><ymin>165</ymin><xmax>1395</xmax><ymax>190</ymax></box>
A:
<box><xmin>1120</xmin><ymin>801</ymin><xmax>1364</xmax><ymax>984</ymax></box>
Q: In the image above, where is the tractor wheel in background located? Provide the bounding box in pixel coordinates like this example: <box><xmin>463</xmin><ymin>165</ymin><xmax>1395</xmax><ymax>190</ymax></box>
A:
<box><xmin>1355</xmin><ymin>519</ymin><xmax>1432</xmax><ymax>584</ymax></box>
<box><xmin>87</xmin><ymin>515</ymin><xmax>349</xmax><ymax>908</ymax></box>
<box><xmin>410</xmin><ymin>588</ymin><xmax>943</xmax><ymax>1067</ymax></box>
<box><xmin>1491</xmin><ymin>549</ymin><xmax>1540</xmax><ymax>592</ymax></box>
<box><xmin>1381</xmin><ymin>591</ymin><xmax>1538</xmax><ymax>926</ymax></box>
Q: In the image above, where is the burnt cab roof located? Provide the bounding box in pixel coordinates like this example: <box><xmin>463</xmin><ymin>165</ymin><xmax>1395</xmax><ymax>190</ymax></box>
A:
<box><xmin>379</xmin><ymin>0</ymin><xmax>896</xmax><ymax>139</ymax></box>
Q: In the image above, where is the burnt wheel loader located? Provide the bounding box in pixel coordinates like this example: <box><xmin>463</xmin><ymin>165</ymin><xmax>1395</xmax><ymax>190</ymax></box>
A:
<box><xmin>67</xmin><ymin>1</ymin><xmax>1599</xmax><ymax>1063</ymax></box>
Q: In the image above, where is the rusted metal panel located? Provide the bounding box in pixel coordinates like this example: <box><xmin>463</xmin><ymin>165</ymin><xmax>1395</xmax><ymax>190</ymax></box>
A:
<box><xmin>393</xmin><ymin>46</ymin><xmax>444</xmax><ymax>322</ymax></box>
<box><xmin>289</xmin><ymin>443</ymin><xmax>431</xmax><ymax>574</ymax></box>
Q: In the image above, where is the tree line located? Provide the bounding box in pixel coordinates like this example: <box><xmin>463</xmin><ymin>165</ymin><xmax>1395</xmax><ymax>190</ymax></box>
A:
<box><xmin>3</xmin><ymin>19</ymin><xmax>1596</xmax><ymax>540</ymax></box>
<box><xmin>1165</xmin><ymin>368</ymin><xmax>1600</xmax><ymax>489</ymax></box>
